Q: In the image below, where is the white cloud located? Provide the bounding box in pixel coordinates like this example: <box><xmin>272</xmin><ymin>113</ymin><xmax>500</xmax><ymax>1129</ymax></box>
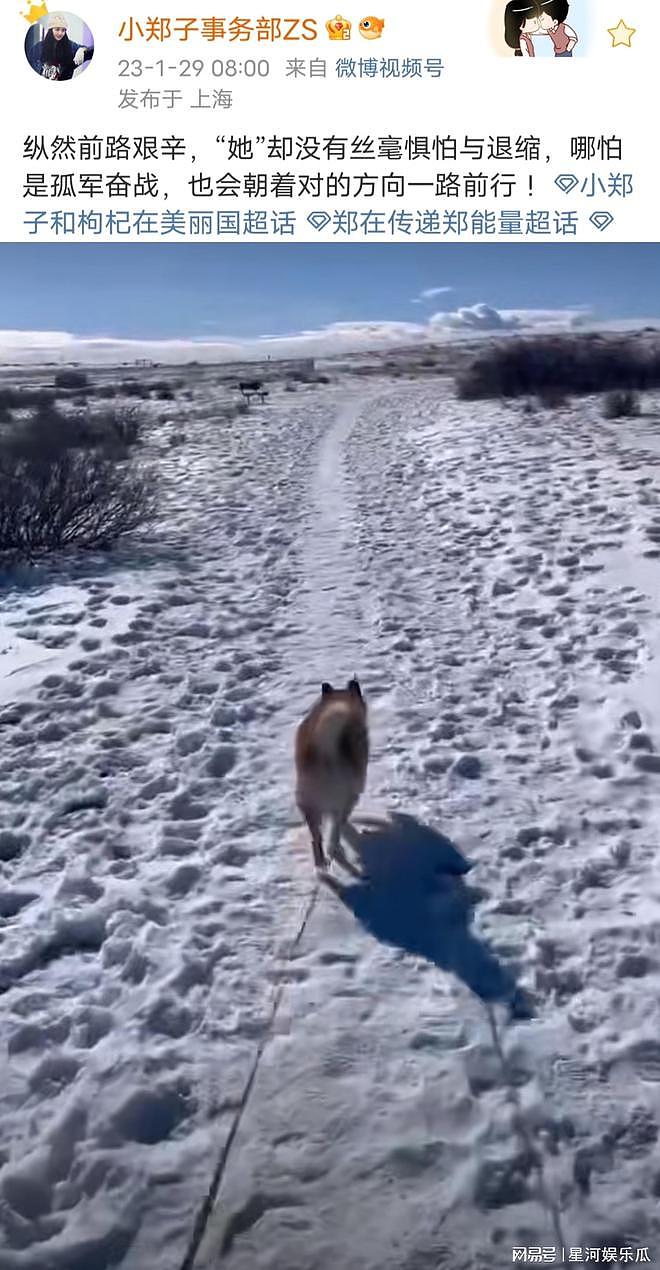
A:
<box><xmin>432</xmin><ymin>302</ymin><xmax>519</xmax><ymax>331</ymax></box>
<box><xmin>0</xmin><ymin>307</ymin><xmax>657</xmax><ymax>366</ymax></box>
<box><xmin>0</xmin><ymin>329</ymin><xmax>77</xmax><ymax>349</ymax></box>
<box><xmin>411</xmin><ymin>286</ymin><xmax>454</xmax><ymax>304</ymax></box>
<box><xmin>0</xmin><ymin>322</ymin><xmax>432</xmax><ymax>365</ymax></box>
<box><xmin>426</xmin><ymin>303</ymin><xmax>598</xmax><ymax>333</ymax></box>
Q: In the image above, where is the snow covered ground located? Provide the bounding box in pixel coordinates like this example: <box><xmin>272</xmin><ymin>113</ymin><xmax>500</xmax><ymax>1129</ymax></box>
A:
<box><xmin>2</xmin><ymin>368</ymin><xmax>660</xmax><ymax>1270</ymax></box>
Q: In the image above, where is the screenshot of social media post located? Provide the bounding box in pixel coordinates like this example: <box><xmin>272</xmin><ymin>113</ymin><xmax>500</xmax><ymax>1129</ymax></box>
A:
<box><xmin>1</xmin><ymin>3</ymin><xmax>659</xmax><ymax>1270</ymax></box>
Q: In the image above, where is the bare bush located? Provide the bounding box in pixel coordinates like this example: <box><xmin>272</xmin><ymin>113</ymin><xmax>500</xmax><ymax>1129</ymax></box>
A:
<box><xmin>98</xmin><ymin>404</ymin><xmax>142</xmax><ymax>447</ymax></box>
<box><xmin>119</xmin><ymin>379</ymin><xmax>150</xmax><ymax>399</ymax></box>
<box><xmin>456</xmin><ymin>335</ymin><xmax>660</xmax><ymax>401</ymax></box>
<box><xmin>0</xmin><ymin>386</ymin><xmax>56</xmax><ymax>412</ymax></box>
<box><xmin>2</xmin><ymin>402</ymin><xmax>96</xmax><ymax>461</ymax></box>
<box><xmin>2</xmin><ymin>401</ymin><xmax>143</xmax><ymax>462</ymax></box>
<box><xmin>0</xmin><ymin>449</ymin><xmax>156</xmax><ymax>560</ymax></box>
<box><xmin>54</xmin><ymin>368</ymin><xmax>89</xmax><ymax>390</ymax></box>
<box><xmin>602</xmin><ymin>389</ymin><xmax>641</xmax><ymax>420</ymax></box>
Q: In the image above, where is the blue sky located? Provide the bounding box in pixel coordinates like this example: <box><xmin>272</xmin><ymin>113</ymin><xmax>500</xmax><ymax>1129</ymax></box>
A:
<box><xmin>1</xmin><ymin>243</ymin><xmax>658</xmax><ymax>342</ymax></box>
<box><xmin>0</xmin><ymin>243</ymin><xmax>658</xmax><ymax>363</ymax></box>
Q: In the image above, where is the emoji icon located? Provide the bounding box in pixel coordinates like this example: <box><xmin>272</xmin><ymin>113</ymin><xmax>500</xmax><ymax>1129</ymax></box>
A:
<box><xmin>607</xmin><ymin>18</ymin><xmax>636</xmax><ymax>46</ymax></box>
<box><xmin>325</xmin><ymin>14</ymin><xmax>352</xmax><ymax>39</ymax></box>
<box><xmin>358</xmin><ymin>16</ymin><xmax>385</xmax><ymax>40</ymax></box>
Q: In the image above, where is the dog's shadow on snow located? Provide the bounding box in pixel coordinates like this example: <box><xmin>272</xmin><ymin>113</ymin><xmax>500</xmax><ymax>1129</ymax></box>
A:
<box><xmin>325</xmin><ymin>812</ymin><xmax>532</xmax><ymax>1018</ymax></box>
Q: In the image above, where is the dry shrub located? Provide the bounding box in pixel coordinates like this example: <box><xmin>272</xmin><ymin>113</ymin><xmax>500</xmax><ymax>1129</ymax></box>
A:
<box><xmin>0</xmin><ymin>402</ymin><xmax>154</xmax><ymax>561</ymax></box>
<box><xmin>602</xmin><ymin>389</ymin><xmax>641</xmax><ymax>419</ymax></box>
<box><xmin>456</xmin><ymin>335</ymin><xmax>660</xmax><ymax>402</ymax></box>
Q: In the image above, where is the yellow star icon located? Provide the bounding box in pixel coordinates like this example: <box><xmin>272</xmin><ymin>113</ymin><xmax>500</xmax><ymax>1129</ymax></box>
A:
<box><xmin>608</xmin><ymin>18</ymin><xmax>636</xmax><ymax>47</ymax></box>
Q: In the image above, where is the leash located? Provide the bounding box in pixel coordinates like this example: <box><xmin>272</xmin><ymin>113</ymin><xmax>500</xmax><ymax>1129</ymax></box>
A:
<box><xmin>179</xmin><ymin>864</ymin><xmax>567</xmax><ymax>1265</ymax></box>
<box><xmin>484</xmin><ymin>1003</ymin><xmax>568</xmax><ymax>1253</ymax></box>
<box><xmin>178</xmin><ymin>877</ymin><xmax>321</xmax><ymax>1270</ymax></box>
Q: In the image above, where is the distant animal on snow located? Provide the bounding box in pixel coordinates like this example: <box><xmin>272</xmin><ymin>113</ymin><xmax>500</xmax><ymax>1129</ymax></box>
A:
<box><xmin>295</xmin><ymin>677</ymin><xmax>369</xmax><ymax>871</ymax></box>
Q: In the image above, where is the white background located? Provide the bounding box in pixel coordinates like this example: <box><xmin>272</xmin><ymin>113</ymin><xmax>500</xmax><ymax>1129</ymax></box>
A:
<box><xmin>1</xmin><ymin>1</ymin><xmax>656</xmax><ymax>242</ymax></box>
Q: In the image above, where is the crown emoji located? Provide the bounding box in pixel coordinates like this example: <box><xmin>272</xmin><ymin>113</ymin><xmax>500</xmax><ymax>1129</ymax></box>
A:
<box><xmin>326</xmin><ymin>15</ymin><xmax>352</xmax><ymax>39</ymax></box>
<box><xmin>22</xmin><ymin>2</ymin><xmax>49</xmax><ymax>22</ymax></box>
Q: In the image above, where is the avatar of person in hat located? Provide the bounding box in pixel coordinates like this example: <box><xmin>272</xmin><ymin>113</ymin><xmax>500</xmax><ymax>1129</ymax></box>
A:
<box><xmin>27</xmin><ymin>13</ymin><xmax>93</xmax><ymax>81</ymax></box>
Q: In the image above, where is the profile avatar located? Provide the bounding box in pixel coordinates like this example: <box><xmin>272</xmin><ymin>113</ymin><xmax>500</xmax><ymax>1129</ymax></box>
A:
<box><xmin>326</xmin><ymin>15</ymin><xmax>352</xmax><ymax>40</ymax></box>
<box><xmin>358</xmin><ymin>17</ymin><xmax>385</xmax><ymax>40</ymax></box>
<box><xmin>25</xmin><ymin>11</ymin><xmax>94</xmax><ymax>80</ymax></box>
<box><xmin>503</xmin><ymin>0</ymin><xmax>578</xmax><ymax>57</ymax></box>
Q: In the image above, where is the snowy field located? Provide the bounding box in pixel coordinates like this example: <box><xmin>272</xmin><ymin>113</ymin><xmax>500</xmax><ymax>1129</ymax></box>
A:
<box><xmin>2</xmin><ymin>362</ymin><xmax>660</xmax><ymax>1270</ymax></box>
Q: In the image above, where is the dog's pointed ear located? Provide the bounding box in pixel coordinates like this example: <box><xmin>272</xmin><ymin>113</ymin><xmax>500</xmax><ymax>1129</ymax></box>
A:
<box><xmin>321</xmin><ymin>681</ymin><xmax>333</xmax><ymax>696</ymax></box>
<box><xmin>347</xmin><ymin>677</ymin><xmax>362</xmax><ymax>698</ymax></box>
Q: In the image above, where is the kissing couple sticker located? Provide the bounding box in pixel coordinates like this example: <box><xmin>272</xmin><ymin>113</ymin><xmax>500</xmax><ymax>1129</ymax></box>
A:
<box><xmin>504</xmin><ymin>0</ymin><xmax>578</xmax><ymax>57</ymax></box>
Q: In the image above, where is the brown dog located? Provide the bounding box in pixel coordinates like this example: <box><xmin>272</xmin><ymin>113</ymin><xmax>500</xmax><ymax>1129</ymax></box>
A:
<box><xmin>295</xmin><ymin>677</ymin><xmax>369</xmax><ymax>871</ymax></box>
